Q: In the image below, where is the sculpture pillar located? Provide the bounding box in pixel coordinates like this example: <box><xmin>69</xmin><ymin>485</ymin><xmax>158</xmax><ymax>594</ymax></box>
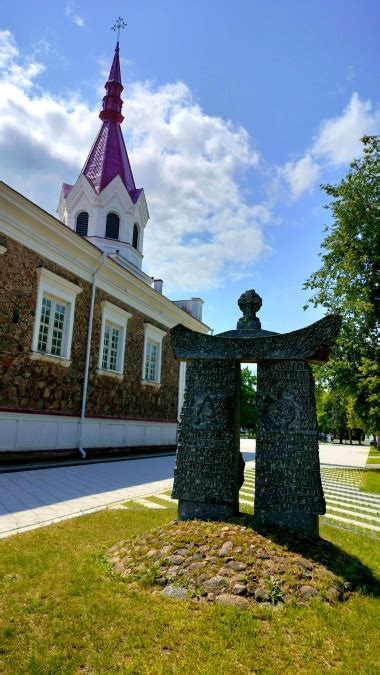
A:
<box><xmin>254</xmin><ymin>360</ymin><xmax>325</xmax><ymax>538</ymax></box>
<box><xmin>172</xmin><ymin>359</ymin><xmax>242</xmax><ymax>520</ymax></box>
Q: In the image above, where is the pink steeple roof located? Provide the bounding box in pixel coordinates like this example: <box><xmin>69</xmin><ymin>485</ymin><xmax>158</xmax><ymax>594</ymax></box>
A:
<box><xmin>108</xmin><ymin>41</ymin><xmax>122</xmax><ymax>85</ymax></box>
<box><xmin>80</xmin><ymin>42</ymin><xmax>140</xmax><ymax>199</ymax></box>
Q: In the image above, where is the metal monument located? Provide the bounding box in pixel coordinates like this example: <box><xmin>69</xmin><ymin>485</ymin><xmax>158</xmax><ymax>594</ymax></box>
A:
<box><xmin>171</xmin><ymin>290</ymin><xmax>341</xmax><ymax>538</ymax></box>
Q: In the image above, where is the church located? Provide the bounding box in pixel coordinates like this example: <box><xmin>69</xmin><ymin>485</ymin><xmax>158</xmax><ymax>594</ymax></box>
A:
<box><xmin>0</xmin><ymin>40</ymin><xmax>208</xmax><ymax>458</ymax></box>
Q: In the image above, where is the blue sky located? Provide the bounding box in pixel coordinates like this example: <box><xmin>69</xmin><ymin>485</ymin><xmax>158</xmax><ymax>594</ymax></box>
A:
<box><xmin>0</xmin><ymin>0</ymin><xmax>379</xmax><ymax>334</ymax></box>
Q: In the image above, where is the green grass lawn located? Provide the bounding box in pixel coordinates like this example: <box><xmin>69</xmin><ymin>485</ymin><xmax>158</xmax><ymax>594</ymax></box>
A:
<box><xmin>360</xmin><ymin>469</ymin><xmax>380</xmax><ymax>494</ymax></box>
<box><xmin>0</xmin><ymin>507</ymin><xmax>379</xmax><ymax>674</ymax></box>
<box><xmin>366</xmin><ymin>446</ymin><xmax>380</xmax><ymax>464</ymax></box>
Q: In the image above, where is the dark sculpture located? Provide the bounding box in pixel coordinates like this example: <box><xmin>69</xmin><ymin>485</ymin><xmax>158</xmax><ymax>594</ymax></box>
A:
<box><xmin>171</xmin><ymin>291</ymin><xmax>341</xmax><ymax>538</ymax></box>
<box><xmin>237</xmin><ymin>289</ymin><xmax>262</xmax><ymax>330</ymax></box>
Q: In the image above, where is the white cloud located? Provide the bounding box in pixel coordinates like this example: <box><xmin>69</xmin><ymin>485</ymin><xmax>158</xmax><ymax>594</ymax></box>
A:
<box><xmin>65</xmin><ymin>2</ymin><xmax>84</xmax><ymax>27</ymax></box>
<box><xmin>120</xmin><ymin>81</ymin><xmax>270</xmax><ymax>289</ymax></box>
<box><xmin>312</xmin><ymin>92</ymin><xmax>380</xmax><ymax>165</ymax></box>
<box><xmin>278</xmin><ymin>92</ymin><xmax>380</xmax><ymax>200</ymax></box>
<box><xmin>0</xmin><ymin>30</ymin><xmax>18</xmax><ymax>66</ymax></box>
<box><xmin>278</xmin><ymin>154</ymin><xmax>320</xmax><ymax>200</ymax></box>
<box><xmin>0</xmin><ymin>32</ymin><xmax>271</xmax><ymax>293</ymax></box>
<box><xmin>0</xmin><ymin>30</ymin><xmax>45</xmax><ymax>89</ymax></box>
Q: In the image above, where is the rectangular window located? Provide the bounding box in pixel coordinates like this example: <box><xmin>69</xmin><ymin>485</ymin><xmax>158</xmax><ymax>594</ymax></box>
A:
<box><xmin>101</xmin><ymin>322</ymin><xmax>120</xmax><ymax>372</ymax></box>
<box><xmin>145</xmin><ymin>339</ymin><xmax>159</xmax><ymax>381</ymax></box>
<box><xmin>142</xmin><ymin>323</ymin><xmax>166</xmax><ymax>385</ymax></box>
<box><xmin>37</xmin><ymin>296</ymin><xmax>67</xmax><ymax>357</ymax></box>
<box><xmin>32</xmin><ymin>268</ymin><xmax>82</xmax><ymax>365</ymax></box>
<box><xmin>98</xmin><ymin>301</ymin><xmax>131</xmax><ymax>376</ymax></box>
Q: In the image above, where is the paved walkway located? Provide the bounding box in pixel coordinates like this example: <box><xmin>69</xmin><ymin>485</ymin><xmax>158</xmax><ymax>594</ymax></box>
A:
<box><xmin>0</xmin><ymin>455</ymin><xmax>176</xmax><ymax>539</ymax></box>
<box><xmin>0</xmin><ymin>442</ymin><xmax>375</xmax><ymax>539</ymax></box>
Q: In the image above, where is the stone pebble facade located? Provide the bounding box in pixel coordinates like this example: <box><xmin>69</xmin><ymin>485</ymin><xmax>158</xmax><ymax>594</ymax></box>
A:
<box><xmin>0</xmin><ymin>235</ymin><xmax>179</xmax><ymax>422</ymax></box>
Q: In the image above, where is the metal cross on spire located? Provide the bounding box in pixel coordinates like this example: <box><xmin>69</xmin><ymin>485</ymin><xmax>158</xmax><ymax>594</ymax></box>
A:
<box><xmin>111</xmin><ymin>16</ymin><xmax>127</xmax><ymax>42</ymax></box>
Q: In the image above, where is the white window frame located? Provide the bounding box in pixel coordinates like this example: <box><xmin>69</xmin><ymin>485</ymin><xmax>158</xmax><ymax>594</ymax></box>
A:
<box><xmin>97</xmin><ymin>301</ymin><xmax>131</xmax><ymax>377</ymax></box>
<box><xmin>31</xmin><ymin>268</ymin><xmax>82</xmax><ymax>366</ymax></box>
<box><xmin>177</xmin><ymin>361</ymin><xmax>187</xmax><ymax>421</ymax></box>
<box><xmin>142</xmin><ymin>323</ymin><xmax>166</xmax><ymax>385</ymax></box>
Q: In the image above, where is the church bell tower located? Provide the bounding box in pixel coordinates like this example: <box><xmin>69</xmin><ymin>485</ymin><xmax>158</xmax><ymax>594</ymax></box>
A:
<box><xmin>57</xmin><ymin>36</ymin><xmax>150</xmax><ymax>282</ymax></box>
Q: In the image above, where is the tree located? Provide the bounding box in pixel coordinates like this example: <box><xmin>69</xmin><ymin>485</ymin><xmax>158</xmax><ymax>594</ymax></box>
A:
<box><xmin>240</xmin><ymin>367</ymin><xmax>257</xmax><ymax>432</ymax></box>
<box><xmin>304</xmin><ymin>136</ymin><xmax>379</xmax><ymax>437</ymax></box>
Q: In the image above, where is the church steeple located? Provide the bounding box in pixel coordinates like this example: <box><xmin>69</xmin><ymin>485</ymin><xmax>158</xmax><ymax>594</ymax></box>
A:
<box><xmin>99</xmin><ymin>41</ymin><xmax>124</xmax><ymax>124</ymax></box>
<box><xmin>57</xmin><ymin>29</ymin><xmax>150</xmax><ymax>280</ymax></box>
<box><xmin>79</xmin><ymin>39</ymin><xmax>139</xmax><ymax>198</ymax></box>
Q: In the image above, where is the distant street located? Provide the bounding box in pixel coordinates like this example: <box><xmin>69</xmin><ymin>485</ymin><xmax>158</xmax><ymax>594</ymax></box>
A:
<box><xmin>240</xmin><ymin>438</ymin><xmax>369</xmax><ymax>468</ymax></box>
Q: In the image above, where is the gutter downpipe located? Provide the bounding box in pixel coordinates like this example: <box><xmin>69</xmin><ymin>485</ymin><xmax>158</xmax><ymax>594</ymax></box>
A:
<box><xmin>78</xmin><ymin>252</ymin><xmax>107</xmax><ymax>458</ymax></box>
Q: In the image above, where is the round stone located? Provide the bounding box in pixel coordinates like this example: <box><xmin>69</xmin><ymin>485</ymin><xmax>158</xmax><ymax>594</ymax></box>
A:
<box><xmin>232</xmin><ymin>583</ymin><xmax>247</xmax><ymax>596</ymax></box>
<box><xmin>296</xmin><ymin>557</ymin><xmax>313</xmax><ymax>571</ymax></box>
<box><xmin>219</xmin><ymin>541</ymin><xmax>233</xmax><ymax>557</ymax></box>
<box><xmin>167</xmin><ymin>566</ymin><xmax>179</xmax><ymax>577</ymax></box>
<box><xmin>218</xmin><ymin>567</ymin><xmax>232</xmax><ymax>577</ymax></box>
<box><xmin>300</xmin><ymin>585</ymin><xmax>319</xmax><ymax>598</ymax></box>
<box><xmin>188</xmin><ymin>561</ymin><xmax>206</xmax><ymax>571</ymax></box>
<box><xmin>204</xmin><ymin>575</ymin><xmax>225</xmax><ymax>589</ymax></box>
<box><xmin>228</xmin><ymin>560</ymin><xmax>247</xmax><ymax>572</ymax></box>
<box><xmin>167</xmin><ymin>555</ymin><xmax>186</xmax><ymax>565</ymax></box>
<box><xmin>216</xmin><ymin>594</ymin><xmax>249</xmax><ymax>609</ymax></box>
<box><xmin>161</xmin><ymin>586</ymin><xmax>188</xmax><ymax>600</ymax></box>
<box><xmin>146</xmin><ymin>549</ymin><xmax>158</xmax><ymax>558</ymax></box>
<box><xmin>254</xmin><ymin>588</ymin><xmax>267</xmax><ymax>603</ymax></box>
<box><xmin>326</xmin><ymin>587</ymin><xmax>340</xmax><ymax>602</ymax></box>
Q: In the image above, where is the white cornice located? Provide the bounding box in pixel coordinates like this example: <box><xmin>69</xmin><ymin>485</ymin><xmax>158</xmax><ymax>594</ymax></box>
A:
<box><xmin>0</xmin><ymin>181</ymin><xmax>209</xmax><ymax>333</ymax></box>
<box><xmin>37</xmin><ymin>267</ymin><xmax>83</xmax><ymax>296</ymax></box>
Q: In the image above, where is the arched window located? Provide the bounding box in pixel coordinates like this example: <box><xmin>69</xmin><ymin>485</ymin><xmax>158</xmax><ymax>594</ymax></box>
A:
<box><xmin>132</xmin><ymin>223</ymin><xmax>139</xmax><ymax>249</ymax></box>
<box><xmin>105</xmin><ymin>212</ymin><xmax>120</xmax><ymax>240</ymax></box>
<box><xmin>76</xmin><ymin>211</ymin><xmax>88</xmax><ymax>236</ymax></box>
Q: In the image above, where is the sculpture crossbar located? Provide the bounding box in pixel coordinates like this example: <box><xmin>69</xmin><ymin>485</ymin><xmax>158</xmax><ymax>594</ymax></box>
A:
<box><xmin>171</xmin><ymin>290</ymin><xmax>341</xmax><ymax>539</ymax></box>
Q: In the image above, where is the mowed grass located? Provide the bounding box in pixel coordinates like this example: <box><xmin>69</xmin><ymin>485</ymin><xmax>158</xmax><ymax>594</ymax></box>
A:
<box><xmin>0</xmin><ymin>507</ymin><xmax>380</xmax><ymax>674</ymax></box>
<box><xmin>360</xmin><ymin>469</ymin><xmax>380</xmax><ymax>494</ymax></box>
<box><xmin>366</xmin><ymin>446</ymin><xmax>380</xmax><ymax>464</ymax></box>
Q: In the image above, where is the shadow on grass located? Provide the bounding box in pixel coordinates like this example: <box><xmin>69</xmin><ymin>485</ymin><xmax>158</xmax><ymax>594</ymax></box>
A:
<box><xmin>232</xmin><ymin>514</ymin><xmax>380</xmax><ymax>598</ymax></box>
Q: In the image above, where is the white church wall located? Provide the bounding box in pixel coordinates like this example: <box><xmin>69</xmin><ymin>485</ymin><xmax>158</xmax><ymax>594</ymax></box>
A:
<box><xmin>0</xmin><ymin>411</ymin><xmax>177</xmax><ymax>452</ymax></box>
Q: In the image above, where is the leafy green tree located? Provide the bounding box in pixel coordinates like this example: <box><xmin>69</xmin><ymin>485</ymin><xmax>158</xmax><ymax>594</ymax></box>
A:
<box><xmin>315</xmin><ymin>386</ymin><xmax>333</xmax><ymax>434</ymax></box>
<box><xmin>240</xmin><ymin>367</ymin><xmax>257</xmax><ymax>432</ymax></box>
<box><xmin>305</xmin><ymin>136</ymin><xmax>379</xmax><ymax>437</ymax></box>
<box><xmin>315</xmin><ymin>386</ymin><xmax>347</xmax><ymax>442</ymax></box>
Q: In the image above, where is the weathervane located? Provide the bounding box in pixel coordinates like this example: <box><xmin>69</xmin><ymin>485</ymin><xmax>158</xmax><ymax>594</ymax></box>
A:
<box><xmin>111</xmin><ymin>16</ymin><xmax>127</xmax><ymax>42</ymax></box>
